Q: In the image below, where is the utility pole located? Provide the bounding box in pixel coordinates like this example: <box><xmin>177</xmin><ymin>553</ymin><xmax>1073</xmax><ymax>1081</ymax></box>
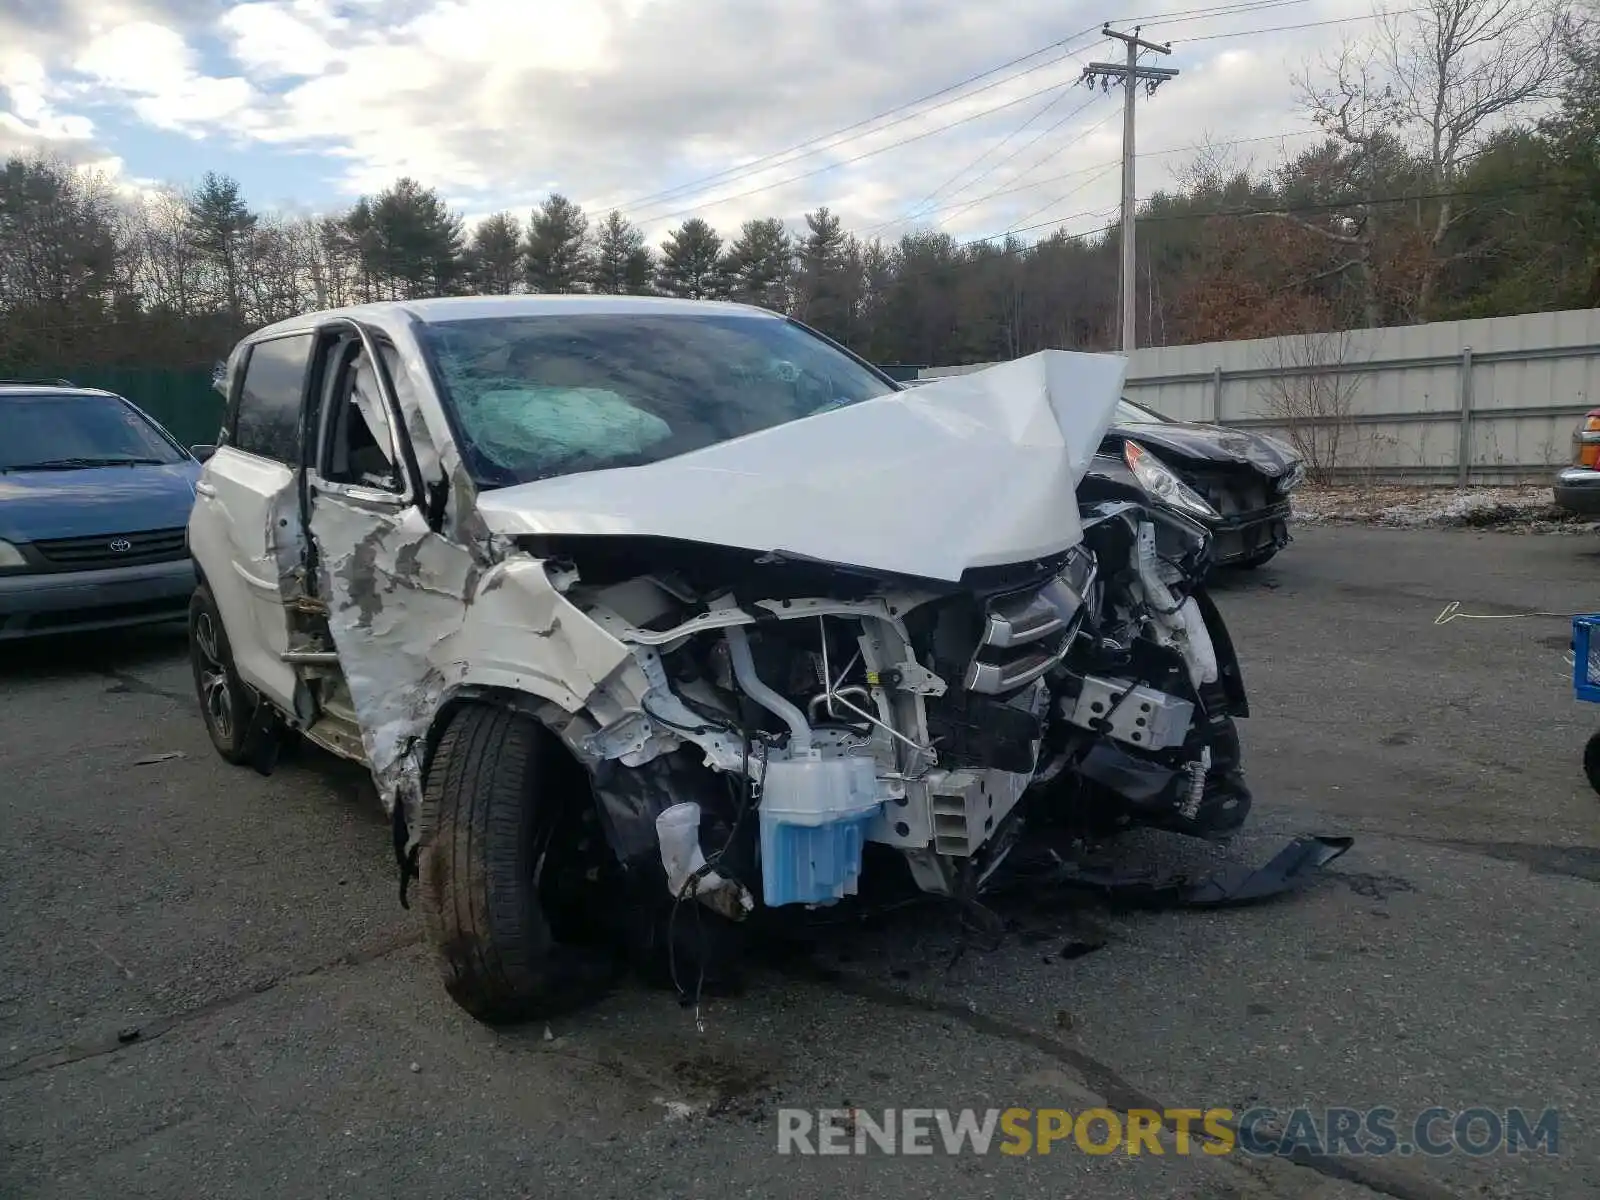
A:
<box><xmin>1082</xmin><ymin>24</ymin><xmax>1178</xmax><ymax>352</ymax></box>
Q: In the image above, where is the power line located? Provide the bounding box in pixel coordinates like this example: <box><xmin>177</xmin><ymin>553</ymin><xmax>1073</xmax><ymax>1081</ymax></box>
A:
<box><xmin>613</xmin><ymin>23</ymin><xmax>1106</xmax><ymax>214</ymax></box>
<box><xmin>866</xmin><ymin>87</ymin><xmax>1111</xmax><ymax>236</ymax></box>
<box><xmin>633</xmin><ymin>67</ymin><xmax>1111</xmax><ymax>225</ymax></box>
<box><xmin>998</xmin><ymin>163</ymin><xmax>1123</xmax><ymax>233</ymax></box>
<box><xmin>891</xmin><ymin>78</ymin><xmax>1094</xmax><ymax>229</ymax></box>
<box><xmin>600</xmin><ymin>1</ymin><xmax>1363</xmax><ymax>225</ymax></box>
<box><xmin>856</xmin><ymin>125</ymin><xmax>1322</xmax><ymax>241</ymax></box>
<box><xmin>1172</xmin><ymin>10</ymin><xmax>1422</xmax><ymax>42</ymax></box>
<box><xmin>1124</xmin><ymin>0</ymin><xmax>1312</xmax><ymax>25</ymax></box>
<box><xmin>931</xmin><ymin>106</ymin><xmax>1123</xmax><ymax>230</ymax></box>
<box><xmin>601</xmin><ymin>2</ymin><xmax>1363</xmax><ymax>226</ymax></box>
<box><xmin>958</xmin><ymin>126</ymin><xmax>1321</xmax><ymax>210</ymax></box>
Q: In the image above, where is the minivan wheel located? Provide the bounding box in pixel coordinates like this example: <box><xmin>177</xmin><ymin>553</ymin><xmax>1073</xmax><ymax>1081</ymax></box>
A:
<box><xmin>189</xmin><ymin>584</ymin><xmax>261</xmax><ymax>764</ymax></box>
<box><xmin>418</xmin><ymin>703</ymin><xmax>617</xmax><ymax>1023</ymax></box>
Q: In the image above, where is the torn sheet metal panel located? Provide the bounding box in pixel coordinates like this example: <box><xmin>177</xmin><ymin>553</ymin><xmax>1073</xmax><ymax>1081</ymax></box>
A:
<box><xmin>309</xmin><ymin>496</ymin><xmax>639</xmax><ymax>828</ymax></box>
<box><xmin>474</xmin><ymin>350</ymin><xmax>1128</xmax><ymax>583</ymax></box>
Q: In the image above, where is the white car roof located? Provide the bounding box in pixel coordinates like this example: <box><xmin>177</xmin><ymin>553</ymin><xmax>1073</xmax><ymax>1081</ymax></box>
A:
<box><xmin>248</xmin><ymin>294</ymin><xmax>782</xmax><ymax>340</ymax></box>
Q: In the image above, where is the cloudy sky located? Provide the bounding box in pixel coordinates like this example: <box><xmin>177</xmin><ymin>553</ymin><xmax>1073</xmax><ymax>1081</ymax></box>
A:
<box><xmin>0</xmin><ymin>0</ymin><xmax>1378</xmax><ymax>243</ymax></box>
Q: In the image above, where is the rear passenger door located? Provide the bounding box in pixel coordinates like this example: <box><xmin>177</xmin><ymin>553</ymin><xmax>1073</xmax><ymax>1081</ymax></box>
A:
<box><xmin>188</xmin><ymin>332</ymin><xmax>310</xmax><ymax>711</ymax></box>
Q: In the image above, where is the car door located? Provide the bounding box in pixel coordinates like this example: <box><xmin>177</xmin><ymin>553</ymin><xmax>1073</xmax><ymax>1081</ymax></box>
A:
<box><xmin>300</xmin><ymin>321</ymin><xmax>478</xmax><ymax>804</ymax></box>
<box><xmin>187</xmin><ymin>331</ymin><xmax>311</xmax><ymax>711</ymax></box>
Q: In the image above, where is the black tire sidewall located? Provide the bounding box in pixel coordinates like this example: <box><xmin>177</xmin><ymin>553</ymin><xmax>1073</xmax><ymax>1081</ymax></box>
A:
<box><xmin>188</xmin><ymin>584</ymin><xmax>253</xmax><ymax>763</ymax></box>
<box><xmin>417</xmin><ymin>703</ymin><xmax>611</xmax><ymax>1023</ymax></box>
<box><xmin>1584</xmin><ymin>730</ymin><xmax>1600</xmax><ymax>796</ymax></box>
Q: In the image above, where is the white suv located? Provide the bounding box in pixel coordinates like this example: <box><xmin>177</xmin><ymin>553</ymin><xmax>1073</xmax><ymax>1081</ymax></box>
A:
<box><xmin>189</xmin><ymin>294</ymin><xmax>1248</xmax><ymax>1022</ymax></box>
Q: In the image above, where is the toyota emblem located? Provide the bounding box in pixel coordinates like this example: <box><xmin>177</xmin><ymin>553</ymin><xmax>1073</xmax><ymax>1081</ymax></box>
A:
<box><xmin>108</xmin><ymin>537</ymin><xmax>133</xmax><ymax>553</ymax></box>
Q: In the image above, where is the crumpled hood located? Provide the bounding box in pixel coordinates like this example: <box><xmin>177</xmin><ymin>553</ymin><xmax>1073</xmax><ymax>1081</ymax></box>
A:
<box><xmin>1112</xmin><ymin>421</ymin><xmax>1301</xmax><ymax>477</ymax></box>
<box><xmin>476</xmin><ymin>349</ymin><xmax>1128</xmax><ymax>583</ymax></box>
<box><xmin>0</xmin><ymin>461</ymin><xmax>200</xmax><ymax>542</ymax></box>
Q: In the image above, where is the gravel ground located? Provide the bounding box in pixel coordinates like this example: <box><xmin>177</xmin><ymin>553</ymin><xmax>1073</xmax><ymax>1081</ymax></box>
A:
<box><xmin>3</xmin><ymin>525</ymin><xmax>1598</xmax><ymax>1200</ymax></box>
<box><xmin>1294</xmin><ymin>483</ymin><xmax>1589</xmax><ymax>534</ymax></box>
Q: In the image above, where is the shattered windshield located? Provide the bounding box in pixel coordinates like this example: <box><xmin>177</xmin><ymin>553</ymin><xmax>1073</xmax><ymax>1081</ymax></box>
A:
<box><xmin>0</xmin><ymin>392</ymin><xmax>186</xmax><ymax>471</ymax></box>
<box><xmin>418</xmin><ymin>312</ymin><xmax>896</xmax><ymax>486</ymax></box>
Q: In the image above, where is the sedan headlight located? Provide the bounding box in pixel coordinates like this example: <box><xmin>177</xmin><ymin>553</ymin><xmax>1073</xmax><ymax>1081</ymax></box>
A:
<box><xmin>1123</xmin><ymin>441</ymin><xmax>1219</xmax><ymax>521</ymax></box>
<box><xmin>0</xmin><ymin>538</ymin><xmax>28</xmax><ymax>569</ymax></box>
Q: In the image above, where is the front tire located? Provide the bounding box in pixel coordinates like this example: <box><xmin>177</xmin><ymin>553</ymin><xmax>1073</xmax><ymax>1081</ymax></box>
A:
<box><xmin>417</xmin><ymin>704</ymin><xmax>614</xmax><ymax>1023</ymax></box>
<box><xmin>1232</xmin><ymin>548</ymin><xmax>1278</xmax><ymax>569</ymax></box>
<box><xmin>1583</xmin><ymin>730</ymin><xmax>1600</xmax><ymax>797</ymax></box>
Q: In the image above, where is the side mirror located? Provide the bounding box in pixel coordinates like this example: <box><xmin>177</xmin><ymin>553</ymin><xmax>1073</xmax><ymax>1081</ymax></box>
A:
<box><xmin>191</xmin><ymin>444</ymin><xmax>216</xmax><ymax>463</ymax></box>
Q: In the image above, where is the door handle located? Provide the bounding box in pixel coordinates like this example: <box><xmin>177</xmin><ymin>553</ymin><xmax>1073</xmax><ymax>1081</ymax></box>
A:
<box><xmin>195</xmin><ymin>481</ymin><xmax>217</xmax><ymax>497</ymax></box>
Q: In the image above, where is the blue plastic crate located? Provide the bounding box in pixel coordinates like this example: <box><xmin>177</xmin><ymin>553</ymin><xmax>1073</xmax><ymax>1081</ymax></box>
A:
<box><xmin>1574</xmin><ymin>615</ymin><xmax>1600</xmax><ymax>703</ymax></box>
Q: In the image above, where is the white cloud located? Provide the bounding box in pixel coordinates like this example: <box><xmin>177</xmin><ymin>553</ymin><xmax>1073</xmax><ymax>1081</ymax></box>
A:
<box><xmin>218</xmin><ymin>1</ymin><xmax>346</xmax><ymax>80</ymax></box>
<box><xmin>2</xmin><ymin>0</ymin><xmax>1398</xmax><ymax>243</ymax></box>
<box><xmin>69</xmin><ymin>19</ymin><xmax>257</xmax><ymax>133</ymax></box>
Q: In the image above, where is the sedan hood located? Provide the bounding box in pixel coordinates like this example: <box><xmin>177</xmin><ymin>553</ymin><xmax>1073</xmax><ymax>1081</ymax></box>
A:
<box><xmin>0</xmin><ymin>461</ymin><xmax>200</xmax><ymax>542</ymax></box>
<box><xmin>1112</xmin><ymin>421</ymin><xmax>1300</xmax><ymax>477</ymax></box>
<box><xmin>477</xmin><ymin>349</ymin><xmax>1127</xmax><ymax>583</ymax></box>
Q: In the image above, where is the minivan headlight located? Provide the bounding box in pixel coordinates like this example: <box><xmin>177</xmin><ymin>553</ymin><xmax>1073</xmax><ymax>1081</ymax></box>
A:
<box><xmin>1123</xmin><ymin>441</ymin><xmax>1219</xmax><ymax>520</ymax></box>
<box><xmin>0</xmin><ymin>539</ymin><xmax>28</xmax><ymax>569</ymax></box>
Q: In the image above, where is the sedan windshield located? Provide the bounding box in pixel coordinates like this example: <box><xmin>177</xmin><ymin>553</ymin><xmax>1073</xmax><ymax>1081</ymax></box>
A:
<box><xmin>418</xmin><ymin>313</ymin><xmax>897</xmax><ymax>486</ymax></box>
<box><xmin>1115</xmin><ymin>398</ymin><xmax>1168</xmax><ymax>424</ymax></box>
<box><xmin>0</xmin><ymin>393</ymin><xmax>185</xmax><ymax>471</ymax></box>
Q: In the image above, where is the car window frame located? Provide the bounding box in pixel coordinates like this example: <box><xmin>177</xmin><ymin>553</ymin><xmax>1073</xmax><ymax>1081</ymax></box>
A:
<box><xmin>304</xmin><ymin>318</ymin><xmax>423</xmax><ymax>509</ymax></box>
<box><xmin>226</xmin><ymin>330</ymin><xmax>316</xmax><ymax>465</ymax></box>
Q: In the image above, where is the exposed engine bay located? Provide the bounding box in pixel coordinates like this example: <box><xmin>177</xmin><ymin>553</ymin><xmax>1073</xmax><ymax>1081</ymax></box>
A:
<box><xmin>523</xmin><ymin>494</ymin><xmax>1251</xmax><ymax>925</ymax></box>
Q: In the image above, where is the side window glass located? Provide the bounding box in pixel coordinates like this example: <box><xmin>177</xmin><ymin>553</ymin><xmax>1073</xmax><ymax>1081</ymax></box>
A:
<box><xmin>235</xmin><ymin>334</ymin><xmax>313</xmax><ymax>463</ymax></box>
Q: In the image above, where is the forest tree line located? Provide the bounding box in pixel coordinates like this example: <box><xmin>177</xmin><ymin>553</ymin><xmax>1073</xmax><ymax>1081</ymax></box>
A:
<box><xmin>0</xmin><ymin>0</ymin><xmax>1594</xmax><ymax>374</ymax></box>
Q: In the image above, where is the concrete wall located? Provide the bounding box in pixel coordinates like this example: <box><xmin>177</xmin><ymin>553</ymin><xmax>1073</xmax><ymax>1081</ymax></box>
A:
<box><xmin>918</xmin><ymin>309</ymin><xmax>1600</xmax><ymax>483</ymax></box>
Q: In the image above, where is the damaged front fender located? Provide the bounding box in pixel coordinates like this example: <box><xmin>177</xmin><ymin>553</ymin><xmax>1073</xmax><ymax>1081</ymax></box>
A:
<box><xmin>309</xmin><ymin>494</ymin><xmax>643</xmax><ymax>851</ymax></box>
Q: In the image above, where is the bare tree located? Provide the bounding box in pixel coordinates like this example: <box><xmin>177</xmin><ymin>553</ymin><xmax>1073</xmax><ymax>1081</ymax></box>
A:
<box><xmin>1294</xmin><ymin>0</ymin><xmax>1570</xmax><ymax>321</ymax></box>
<box><xmin>1253</xmin><ymin>329</ymin><xmax>1368</xmax><ymax>482</ymax></box>
<box><xmin>122</xmin><ymin>188</ymin><xmax>204</xmax><ymax>315</ymax></box>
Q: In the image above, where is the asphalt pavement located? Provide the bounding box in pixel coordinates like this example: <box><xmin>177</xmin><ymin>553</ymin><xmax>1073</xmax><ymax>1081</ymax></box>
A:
<box><xmin>3</xmin><ymin>525</ymin><xmax>1598</xmax><ymax>1200</ymax></box>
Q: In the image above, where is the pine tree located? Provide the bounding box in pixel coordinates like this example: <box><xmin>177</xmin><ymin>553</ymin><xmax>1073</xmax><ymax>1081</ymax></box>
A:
<box><xmin>655</xmin><ymin>218</ymin><xmax>728</xmax><ymax>299</ymax></box>
<box><xmin>523</xmin><ymin>193</ymin><xmax>591</xmax><ymax>293</ymax></box>
<box><xmin>349</xmin><ymin>178</ymin><xmax>465</xmax><ymax>300</ymax></box>
<box><xmin>465</xmin><ymin>211</ymin><xmax>523</xmax><ymax>295</ymax></box>
<box><xmin>592</xmin><ymin>209</ymin><xmax>653</xmax><ymax>294</ymax></box>
<box><xmin>186</xmin><ymin>171</ymin><xmax>256</xmax><ymax>322</ymax></box>
<box><xmin>721</xmin><ymin>217</ymin><xmax>792</xmax><ymax>310</ymax></box>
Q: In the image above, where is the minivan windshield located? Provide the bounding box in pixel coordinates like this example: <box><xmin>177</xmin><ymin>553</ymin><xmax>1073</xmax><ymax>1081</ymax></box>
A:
<box><xmin>0</xmin><ymin>392</ymin><xmax>186</xmax><ymax>471</ymax></box>
<box><xmin>418</xmin><ymin>313</ymin><xmax>896</xmax><ymax>486</ymax></box>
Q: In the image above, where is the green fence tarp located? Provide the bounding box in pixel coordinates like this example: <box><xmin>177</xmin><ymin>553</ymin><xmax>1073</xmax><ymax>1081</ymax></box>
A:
<box><xmin>11</xmin><ymin>366</ymin><xmax>224</xmax><ymax>448</ymax></box>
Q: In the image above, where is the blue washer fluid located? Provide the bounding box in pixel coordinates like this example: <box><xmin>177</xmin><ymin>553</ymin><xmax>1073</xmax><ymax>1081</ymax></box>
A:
<box><xmin>757</xmin><ymin>754</ymin><xmax>883</xmax><ymax>907</ymax></box>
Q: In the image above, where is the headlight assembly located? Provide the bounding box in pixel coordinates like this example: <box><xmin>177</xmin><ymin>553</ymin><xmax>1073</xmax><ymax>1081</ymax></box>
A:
<box><xmin>1123</xmin><ymin>441</ymin><xmax>1219</xmax><ymax>521</ymax></box>
<box><xmin>0</xmin><ymin>538</ymin><xmax>27</xmax><ymax>569</ymax></box>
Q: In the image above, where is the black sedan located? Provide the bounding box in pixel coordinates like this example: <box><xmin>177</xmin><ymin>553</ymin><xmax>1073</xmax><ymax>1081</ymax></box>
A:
<box><xmin>1098</xmin><ymin>398</ymin><xmax>1305</xmax><ymax>569</ymax></box>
